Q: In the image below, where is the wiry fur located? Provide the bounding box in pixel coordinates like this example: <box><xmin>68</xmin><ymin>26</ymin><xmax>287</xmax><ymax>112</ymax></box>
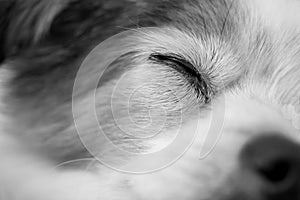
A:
<box><xmin>1</xmin><ymin>0</ymin><xmax>300</xmax><ymax>199</ymax></box>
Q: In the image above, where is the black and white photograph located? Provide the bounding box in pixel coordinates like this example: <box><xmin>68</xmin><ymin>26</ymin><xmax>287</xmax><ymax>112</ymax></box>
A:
<box><xmin>0</xmin><ymin>0</ymin><xmax>300</xmax><ymax>199</ymax></box>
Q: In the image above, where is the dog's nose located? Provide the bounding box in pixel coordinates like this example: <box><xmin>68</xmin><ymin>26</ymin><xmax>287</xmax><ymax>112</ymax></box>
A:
<box><xmin>239</xmin><ymin>134</ymin><xmax>300</xmax><ymax>199</ymax></box>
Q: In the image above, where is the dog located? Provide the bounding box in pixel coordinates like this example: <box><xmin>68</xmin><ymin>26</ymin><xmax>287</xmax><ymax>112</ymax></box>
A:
<box><xmin>1</xmin><ymin>0</ymin><xmax>300</xmax><ymax>199</ymax></box>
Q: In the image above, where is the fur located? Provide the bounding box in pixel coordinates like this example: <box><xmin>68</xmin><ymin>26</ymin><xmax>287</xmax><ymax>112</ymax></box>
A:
<box><xmin>1</xmin><ymin>0</ymin><xmax>300</xmax><ymax>199</ymax></box>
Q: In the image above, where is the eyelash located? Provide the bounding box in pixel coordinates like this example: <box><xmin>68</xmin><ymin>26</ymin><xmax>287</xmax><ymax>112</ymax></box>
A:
<box><xmin>148</xmin><ymin>53</ymin><xmax>212</xmax><ymax>103</ymax></box>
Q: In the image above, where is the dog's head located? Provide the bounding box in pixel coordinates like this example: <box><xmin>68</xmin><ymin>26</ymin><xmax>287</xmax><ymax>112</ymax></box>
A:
<box><xmin>2</xmin><ymin>0</ymin><xmax>300</xmax><ymax>199</ymax></box>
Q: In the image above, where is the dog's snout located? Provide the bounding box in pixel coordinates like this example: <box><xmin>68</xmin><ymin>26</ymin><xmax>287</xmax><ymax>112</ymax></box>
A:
<box><xmin>239</xmin><ymin>134</ymin><xmax>300</xmax><ymax>199</ymax></box>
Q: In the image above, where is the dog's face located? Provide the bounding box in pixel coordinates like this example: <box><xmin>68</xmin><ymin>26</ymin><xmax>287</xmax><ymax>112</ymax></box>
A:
<box><xmin>2</xmin><ymin>0</ymin><xmax>300</xmax><ymax>199</ymax></box>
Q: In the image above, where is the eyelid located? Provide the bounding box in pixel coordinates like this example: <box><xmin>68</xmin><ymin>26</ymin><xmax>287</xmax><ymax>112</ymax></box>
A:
<box><xmin>148</xmin><ymin>53</ymin><xmax>212</xmax><ymax>103</ymax></box>
<box><xmin>149</xmin><ymin>53</ymin><xmax>199</xmax><ymax>77</ymax></box>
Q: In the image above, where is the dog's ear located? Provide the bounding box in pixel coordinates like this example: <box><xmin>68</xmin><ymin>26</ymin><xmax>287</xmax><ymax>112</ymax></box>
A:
<box><xmin>0</xmin><ymin>0</ymin><xmax>69</xmax><ymax>60</ymax></box>
<box><xmin>47</xmin><ymin>0</ymin><xmax>137</xmax><ymax>47</ymax></box>
<box><xmin>2</xmin><ymin>0</ymin><xmax>138</xmax><ymax>70</ymax></box>
<box><xmin>0</xmin><ymin>0</ymin><xmax>14</xmax><ymax>62</ymax></box>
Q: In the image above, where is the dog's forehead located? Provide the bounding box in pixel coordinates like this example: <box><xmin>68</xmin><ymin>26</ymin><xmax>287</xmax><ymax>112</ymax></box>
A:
<box><xmin>138</xmin><ymin>0</ymin><xmax>241</xmax><ymax>39</ymax></box>
<box><xmin>139</xmin><ymin>0</ymin><xmax>300</xmax><ymax>85</ymax></box>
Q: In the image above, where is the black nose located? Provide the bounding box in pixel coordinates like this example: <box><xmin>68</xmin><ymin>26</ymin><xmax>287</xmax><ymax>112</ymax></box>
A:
<box><xmin>239</xmin><ymin>134</ymin><xmax>300</xmax><ymax>199</ymax></box>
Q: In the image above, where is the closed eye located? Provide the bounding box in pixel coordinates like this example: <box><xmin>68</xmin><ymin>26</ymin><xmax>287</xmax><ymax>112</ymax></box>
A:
<box><xmin>148</xmin><ymin>53</ymin><xmax>212</xmax><ymax>103</ymax></box>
